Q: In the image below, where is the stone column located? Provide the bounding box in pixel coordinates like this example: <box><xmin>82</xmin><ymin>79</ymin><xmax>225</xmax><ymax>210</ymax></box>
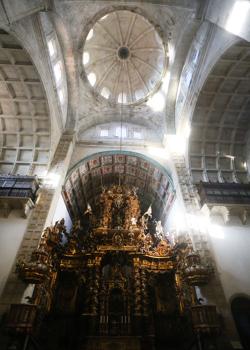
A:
<box><xmin>0</xmin><ymin>133</ymin><xmax>75</xmax><ymax>316</ymax></box>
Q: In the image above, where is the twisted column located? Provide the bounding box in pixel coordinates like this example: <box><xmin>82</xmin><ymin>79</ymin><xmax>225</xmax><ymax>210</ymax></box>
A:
<box><xmin>140</xmin><ymin>269</ymin><xmax>149</xmax><ymax>316</ymax></box>
<box><xmin>134</xmin><ymin>266</ymin><xmax>142</xmax><ymax>315</ymax></box>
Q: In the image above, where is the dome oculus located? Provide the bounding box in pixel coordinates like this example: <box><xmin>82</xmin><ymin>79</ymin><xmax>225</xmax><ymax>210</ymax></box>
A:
<box><xmin>118</xmin><ymin>46</ymin><xmax>130</xmax><ymax>60</ymax></box>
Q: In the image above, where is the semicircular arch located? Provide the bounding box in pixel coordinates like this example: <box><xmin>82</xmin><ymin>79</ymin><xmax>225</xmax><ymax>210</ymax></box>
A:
<box><xmin>63</xmin><ymin>150</ymin><xmax>176</xmax><ymax>224</ymax></box>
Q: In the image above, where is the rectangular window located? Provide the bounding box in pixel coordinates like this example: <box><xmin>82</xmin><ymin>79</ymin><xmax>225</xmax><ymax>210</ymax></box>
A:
<box><xmin>100</xmin><ymin>129</ymin><xmax>109</xmax><ymax>137</ymax></box>
<box><xmin>115</xmin><ymin>127</ymin><xmax>127</xmax><ymax>138</ymax></box>
<box><xmin>133</xmin><ymin>130</ymin><xmax>142</xmax><ymax>139</ymax></box>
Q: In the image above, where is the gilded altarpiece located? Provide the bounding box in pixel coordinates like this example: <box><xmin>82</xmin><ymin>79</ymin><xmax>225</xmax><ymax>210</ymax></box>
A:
<box><xmin>10</xmin><ymin>185</ymin><xmax>219</xmax><ymax>350</ymax></box>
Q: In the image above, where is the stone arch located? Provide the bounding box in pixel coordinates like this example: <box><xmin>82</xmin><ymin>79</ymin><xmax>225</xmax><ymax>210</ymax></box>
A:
<box><xmin>62</xmin><ymin>150</ymin><xmax>175</xmax><ymax>224</ymax></box>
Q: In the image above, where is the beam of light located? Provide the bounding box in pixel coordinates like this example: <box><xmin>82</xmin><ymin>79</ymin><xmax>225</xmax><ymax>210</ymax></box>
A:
<box><xmin>146</xmin><ymin>91</ymin><xmax>165</xmax><ymax>112</ymax></box>
<box><xmin>165</xmin><ymin>122</ymin><xmax>191</xmax><ymax>155</ymax></box>
<box><xmin>208</xmin><ymin>224</ymin><xmax>225</xmax><ymax>240</ymax></box>
<box><xmin>174</xmin><ymin>212</ymin><xmax>188</xmax><ymax>232</ymax></box>
<box><xmin>147</xmin><ymin>146</ymin><xmax>169</xmax><ymax>160</ymax></box>
<box><xmin>166</xmin><ymin>135</ymin><xmax>187</xmax><ymax>155</ymax></box>
<box><xmin>187</xmin><ymin>213</ymin><xmax>225</xmax><ymax>240</ymax></box>
<box><xmin>225</xmin><ymin>1</ymin><xmax>250</xmax><ymax>36</ymax></box>
<box><xmin>44</xmin><ymin>172</ymin><xmax>61</xmax><ymax>188</ymax></box>
<box><xmin>187</xmin><ymin>213</ymin><xmax>210</xmax><ymax>233</ymax></box>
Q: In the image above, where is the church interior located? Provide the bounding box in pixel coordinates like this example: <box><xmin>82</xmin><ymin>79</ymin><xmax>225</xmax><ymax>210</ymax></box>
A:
<box><xmin>0</xmin><ymin>1</ymin><xmax>250</xmax><ymax>349</ymax></box>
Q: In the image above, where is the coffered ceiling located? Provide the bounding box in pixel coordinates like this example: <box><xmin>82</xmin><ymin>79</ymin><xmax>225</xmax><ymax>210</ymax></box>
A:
<box><xmin>0</xmin><ymin>29</ymin><xmax>51</xmax><ymax>176</ymax></box>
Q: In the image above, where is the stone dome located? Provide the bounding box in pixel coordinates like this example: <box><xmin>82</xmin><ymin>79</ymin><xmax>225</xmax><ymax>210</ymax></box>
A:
<box><xmin>82</xmin><ymin>10</ymin><xmax>166</xmax><ymax>104</ymax></box>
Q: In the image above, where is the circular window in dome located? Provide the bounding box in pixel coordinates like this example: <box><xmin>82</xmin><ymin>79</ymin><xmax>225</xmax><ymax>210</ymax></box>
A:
<box><xmin>83</xmin><ymin>10</ymin><xmax>167</xmax><ymax>105</ymax></box>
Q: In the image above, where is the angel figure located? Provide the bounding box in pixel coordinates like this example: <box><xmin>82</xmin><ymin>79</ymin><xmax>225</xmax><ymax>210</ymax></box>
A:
<box><xmin>155</xmin><ymin>220</ymin><xmax>164</xmax><ymax>239</ymax></box>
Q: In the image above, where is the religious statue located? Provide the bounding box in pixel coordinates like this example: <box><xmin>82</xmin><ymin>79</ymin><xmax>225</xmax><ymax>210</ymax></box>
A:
<box><xmin>155</xmin><ymin>220</ymin><xmax>164</xmax><ymax>239</ymax></box>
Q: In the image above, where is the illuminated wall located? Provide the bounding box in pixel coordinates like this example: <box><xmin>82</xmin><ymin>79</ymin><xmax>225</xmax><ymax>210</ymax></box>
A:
<box><xmin>208</xmin><ymin>217</ymin><xmax>250</xmax><ymax>301</ymax></box>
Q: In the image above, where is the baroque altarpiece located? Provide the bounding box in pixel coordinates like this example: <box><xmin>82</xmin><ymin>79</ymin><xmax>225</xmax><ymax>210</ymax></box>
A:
<box><xmin>6</xmin><ymin>185</ymin><xmax>220</xmax><ymax>350</ymax></box>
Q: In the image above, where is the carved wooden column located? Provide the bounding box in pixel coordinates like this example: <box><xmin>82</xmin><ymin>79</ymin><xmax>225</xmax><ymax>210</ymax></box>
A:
<box><xmin>82</xmin><ymin>265</ymin><xmax>96</xmax><ymax>335</ymax></box>
<box><xmin>141</xmin><ymin>269</ymin><xmax>148</xmax><ymax>317</ymax></box>
<box><xmin>175</xmin><ymin>272</ymin><xmax>185</xmax><ymax>314</ymax></box>
<box><xmin>83</xmin><ymin>257</ymin><xmax>101</xmax><ymax>335</ymax></box>
<box><xmin>91</xmin><ymin>264</ymin><xmax>100</xmax><ymax>315</ymax></box>
<box><xmin>140</xmin><ymin>268</ymin><xmax>151</xmax><ymax>338</ymax></box>
<box><xmin>84</xmin><ymin>267</ymin><xmax>93</xmax><ymax>314</ymax></box>
<box><xmin>99</xmin><ymin>278</ymin><xmax>107</xmax><ymax>336</ymax></box>
<box><xmin>133</xmin><ymin>259</ymin><xmax>143</xmax><ymax>335</ymax></box>
<box><xmin>134</xmin><ymin>265</ymin><xmax>142</xmax><ymax>316</ymax></box>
